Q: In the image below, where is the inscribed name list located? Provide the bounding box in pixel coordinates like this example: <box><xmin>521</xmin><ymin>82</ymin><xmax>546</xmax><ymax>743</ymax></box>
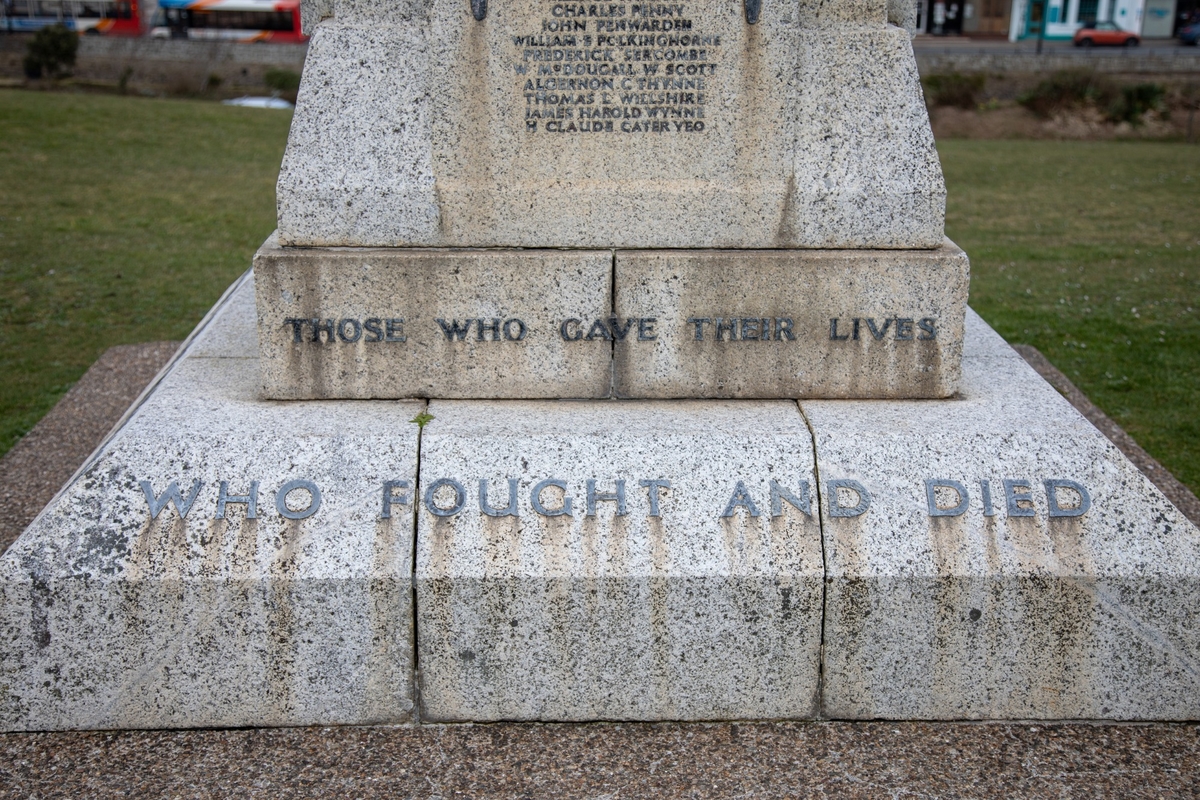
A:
<box><xmin>518</xmin><ymin>2</ymin><xmax>717</xmax><ymax>134</ymax></box>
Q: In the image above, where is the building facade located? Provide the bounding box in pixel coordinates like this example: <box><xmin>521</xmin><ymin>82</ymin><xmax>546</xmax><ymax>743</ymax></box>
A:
<box><xmin>912</xmin><ymin>0</ymin><xmax>1181</xmax><ymax>38</ymax></box>
<box><xmin>915</xmin><ymin>0</ymin><xmax>1013</xmax><ymax>35</ymax></box>
<box><xmin>1007</xmin><ymin>0</ymin><xmax>1178</xmax><ymax>39</ymax></box>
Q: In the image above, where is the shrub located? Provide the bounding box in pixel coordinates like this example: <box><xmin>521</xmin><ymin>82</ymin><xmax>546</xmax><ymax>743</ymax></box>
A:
<box><xmin>1018</xmin><ymin>70</ymin><xmax>1117</xmax><ymax>118</ymax></box>
<box><xmin>922</xmin><ymin>72</ymin><xmax>986</xmax><ymax>109</ymax></box>
<box><xmin>23</xmin><ymin>24</ymin><xmax>79</xmax><ymax>80</ymax></box>
<box><xmin>1106</xmin><ymin>83</ymin><xmax>1166</xmax><ymax>125</ymax></box>
<box><xmin>1019</xmin><ymin>71</ymin><xmax>1166</xmax><ymax>125</ymax></box>
<box><xmin>264</xmin><ymin>68</ymin><xmax>301</xmax><ymax>94</ymax></box>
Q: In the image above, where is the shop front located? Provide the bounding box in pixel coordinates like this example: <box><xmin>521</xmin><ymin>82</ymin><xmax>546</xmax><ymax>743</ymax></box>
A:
<box><xmin>916</xmin><ymin>0</ymin><xmax>1011</xmax><ymax>34</ymax></box>
<box><xmin>1008</xmin><ymin>0</ymin><xmax>1150</xmax><ymax>39</ymax></box>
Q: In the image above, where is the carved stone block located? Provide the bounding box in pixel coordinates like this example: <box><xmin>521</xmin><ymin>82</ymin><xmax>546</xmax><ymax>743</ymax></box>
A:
<box><xmin>277</xmin><ymin>0</ymin><xmax>944</xmax><ymax>249</ymax></box>
<box><xmin>614</xmin><ymin>242</ymin><xmax>969</xmax><ymax>399</ymax></box>
<box><xmin>254</xmin><ymin>237</ymin><xmax>613</xmax><ymax>400</ymax></box>
<box><xmin>809</xmin><ymin>311</ymin><xmax>1200</xmax><ymax>720</ymax></box>
<box><xmin>414</xmin><ymin>399</ymin><xmax>824</xmax><ymax>721</ymax></box>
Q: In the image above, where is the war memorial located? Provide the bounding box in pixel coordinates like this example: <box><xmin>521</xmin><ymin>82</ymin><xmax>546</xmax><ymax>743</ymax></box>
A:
<box><xmin>0</xmin><ymin>0</ymin><xmax>1197</xmax><ymax>730</ymax></box>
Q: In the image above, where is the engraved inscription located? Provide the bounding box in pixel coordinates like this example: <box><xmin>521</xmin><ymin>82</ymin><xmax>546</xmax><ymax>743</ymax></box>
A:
<box><xmin>281</xmin><ymin>313</ymin><xmax>940</xmax><ymax>345</ymax></box>
<box><xmin>829</xmin><ymin>317</ymin><xmax>938</xmax><ymax>341</ymax></box>
<box><xmin>515</xmin><ymin>2</ymin><xmax>720</xmax><ymax>134</ymax></box>
<box><xmin>140</xmin><ymin>476</ymin><xmax>1093</xmax><ymax>522</ymax></box>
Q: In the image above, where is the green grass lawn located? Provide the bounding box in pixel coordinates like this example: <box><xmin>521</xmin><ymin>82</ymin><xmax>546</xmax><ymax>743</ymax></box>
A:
<box><xmin>0</xmin><ymin>92</ymin><xmax>1197</xmax><ymax>494</ymax></box>
<box><xmin>942</xmin><ymin>140</ymin><xmax>1199</xmax><ymax>493</ymax></box>
<box><xmin>0</xmin><ymin>90</ymin><xmax>290</xmax><ymax>454</ymax></box>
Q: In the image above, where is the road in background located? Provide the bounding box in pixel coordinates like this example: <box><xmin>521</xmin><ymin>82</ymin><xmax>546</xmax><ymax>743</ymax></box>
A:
<box><xmin>914</xmin><ymin>32</ymin><xmax>1191</xmax><ymax>53</ymax></box>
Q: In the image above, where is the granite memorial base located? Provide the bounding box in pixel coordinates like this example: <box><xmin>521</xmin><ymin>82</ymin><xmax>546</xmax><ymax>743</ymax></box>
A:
<box><xmin>255</xmin><ymin>238</ymin><xmax>969</xmax><ymax>400</ymax></box>
<box><xmin>1</xmin><ymin>273</ymin><xmax>1197</xmax><ymax>730</ymax></box>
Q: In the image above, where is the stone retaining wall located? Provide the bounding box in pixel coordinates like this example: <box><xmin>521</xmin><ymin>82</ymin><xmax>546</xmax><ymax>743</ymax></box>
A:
<box><xmin>916</xmin><ymin>50</ymin><xmax>1200</xmax><ymax>75</ymax></box>
<box><xmin>0</xmin><ymin>35</ymin><xmax>307</xmax><ymax>94</ymax></box>
<box><xmin>3</xmin><ymin>35</ymin><xmax>1199</xmax><ymax>93</ymax></box>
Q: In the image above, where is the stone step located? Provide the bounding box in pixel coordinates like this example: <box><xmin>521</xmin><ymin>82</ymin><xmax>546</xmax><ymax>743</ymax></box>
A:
<box><xmin>1</xmin><ymin>273</ymin><xmax>1196</xmax><ymax>730</ymax></box>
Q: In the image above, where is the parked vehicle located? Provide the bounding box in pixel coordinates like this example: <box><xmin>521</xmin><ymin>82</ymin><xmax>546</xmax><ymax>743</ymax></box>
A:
<box><xmin>1180</xmin><ymin>20</ymin><xmax>1200</xmax><ymax>45</ymax></box>
<box><xmin>150</xmin><ymin>0</ymin><xmax>306</xmax><ymax>42</ymax></box>
<box><xmin>1</xmin><ymin>0</ymin><xmax>141</xmax><ymax>34</ymax></box>
<box><xmin>1073</xmin><ymin>20</ymin><xmax>1140</xmax><ymax>47</ymax></box>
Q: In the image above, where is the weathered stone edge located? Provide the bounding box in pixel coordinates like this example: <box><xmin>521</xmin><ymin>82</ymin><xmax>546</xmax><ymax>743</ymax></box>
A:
<box><xmin>10</xmin><ymin>271</ymin><xmax>254</xmax><ymax>553</ymax></box>
<box><xmin>1012</xmin><ymin>344</ymin><xmax>1200</xmax><ymax>527</ymax></box>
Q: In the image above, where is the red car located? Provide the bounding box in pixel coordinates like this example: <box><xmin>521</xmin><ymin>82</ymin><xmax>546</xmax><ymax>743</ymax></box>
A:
<box><xmin>1073</xmin><ymin>20</ymin><xmax>1140</xmax><ymax>46</ymax></box>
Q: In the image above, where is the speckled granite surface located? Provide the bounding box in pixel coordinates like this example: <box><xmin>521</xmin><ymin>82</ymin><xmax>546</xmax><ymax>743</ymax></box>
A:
<box><xmin>0</xmin><ymin>342</ymin><xmax>1197</xmax><ymax>797</ymax></box>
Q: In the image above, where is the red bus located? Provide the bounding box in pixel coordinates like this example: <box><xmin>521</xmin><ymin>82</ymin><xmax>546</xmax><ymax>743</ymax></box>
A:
<box><xmin>2</xmin><ymin>0</ymin><xmax>142</xmax><ymax>35</ymax></box>
<box><xmin>151</xmin><ymin>0</ymin><xmax>306</xmax><ymax>42</ymax></box>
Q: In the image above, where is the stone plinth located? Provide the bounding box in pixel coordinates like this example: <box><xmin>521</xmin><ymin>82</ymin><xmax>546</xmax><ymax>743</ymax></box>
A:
<box><xmin>256</xmin><ymin>238</ymin><xmax>969</xmax><ymax>400</ymax></box>
<box><xmin>808</xmin><ymin>311</ymin><xmax>1200</xmax><ymax>720</ymax></box>
<box><xmin>6</xmin><ymin>273</ymin><xmax>1200</xmax><ymax>729</ymax></box>
<box><xmin>414</xmin><ymin>400</ymin><xmax>823</xmax><ymax>721</ymax></box>
<box><xmin>277</xmin><ymin>0</ymin><xmax>944</xmax><ymax>249</ymax></box>
<box><xmin>0</xmin><ymin>275</ymin><xmax>419</xmax><ymax>731</ymax></box>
